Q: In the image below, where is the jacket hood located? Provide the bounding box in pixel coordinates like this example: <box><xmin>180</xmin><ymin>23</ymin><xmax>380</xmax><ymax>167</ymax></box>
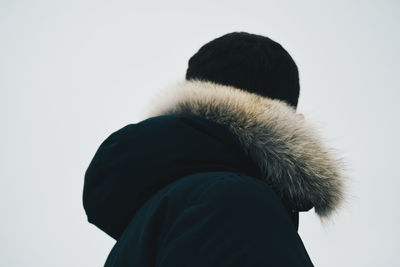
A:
<box><xmin>84</xmin><ymin>103</ymin><xmax>260</xmax><ymax>239</ymax></box>
<box><xmin>145</xmin><ymin>80</ymin><xmax>347</xmax><ymax>218</ymax></box>
<box><xmin>83</xmin><ymin>79</ymin><xmax>347</xmax><ymax>239</ymax></box>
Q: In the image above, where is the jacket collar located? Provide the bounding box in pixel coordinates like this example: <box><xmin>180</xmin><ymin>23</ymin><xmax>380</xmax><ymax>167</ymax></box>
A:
<box><xmin>144</xmin><ymin>80</ymin><xmax>346</xmax><ymax>218</ymax></box>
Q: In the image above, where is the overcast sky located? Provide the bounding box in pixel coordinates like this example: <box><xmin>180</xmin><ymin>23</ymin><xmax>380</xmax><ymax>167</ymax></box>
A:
<box><xmin>1</xmin><ymin>1</ymin><xmax>399</xmax><ymax>266</ymax></box>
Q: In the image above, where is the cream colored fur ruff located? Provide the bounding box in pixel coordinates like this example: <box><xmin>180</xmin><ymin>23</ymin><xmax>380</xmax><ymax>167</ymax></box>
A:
<box><xmin>144</xmin><ymin>80</ymin><xmax>347</xmax><ymax>218</ymax></box>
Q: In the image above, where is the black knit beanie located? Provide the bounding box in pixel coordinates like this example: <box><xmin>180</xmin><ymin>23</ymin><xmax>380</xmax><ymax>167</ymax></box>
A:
<box><xmin>186</xmin><ymin>32</ymin><xmax>300</xmax><ymax>109</ymax></box>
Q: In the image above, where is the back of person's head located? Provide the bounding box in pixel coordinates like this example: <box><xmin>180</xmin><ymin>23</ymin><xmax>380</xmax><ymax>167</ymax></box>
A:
<box><xmin>186</xmin><ymin>32</ymin><xmax>300</xmax><ymax>109</ymax></box>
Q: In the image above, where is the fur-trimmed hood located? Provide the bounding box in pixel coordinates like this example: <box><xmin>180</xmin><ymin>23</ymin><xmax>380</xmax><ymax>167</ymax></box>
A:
<box><xmin>144</xmin><ymin>80</ymin><xmax>347</xmax><ymax>217</ymax></box>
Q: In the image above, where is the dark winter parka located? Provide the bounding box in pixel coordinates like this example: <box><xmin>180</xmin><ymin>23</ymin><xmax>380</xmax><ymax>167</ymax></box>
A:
<box><xmin>83</xmin><ymin>80</ymin><xmax>345</xmax><ymax>266</ymax></box>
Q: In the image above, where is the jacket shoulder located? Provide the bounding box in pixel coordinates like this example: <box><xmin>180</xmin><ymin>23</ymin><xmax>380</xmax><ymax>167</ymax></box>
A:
<box><xmin>105</xmin><ymin>172</ymin><xmax>313</xmax><ymax>267</ymax></box>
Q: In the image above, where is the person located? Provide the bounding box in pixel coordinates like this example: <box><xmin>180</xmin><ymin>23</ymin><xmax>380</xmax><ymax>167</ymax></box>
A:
<box><xmin>83</xmin><ymin>32</ymin><xmax>346</xmax><ymax>266</ymax></box>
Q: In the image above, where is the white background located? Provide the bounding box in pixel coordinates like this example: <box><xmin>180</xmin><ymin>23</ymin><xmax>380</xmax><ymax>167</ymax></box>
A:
<box><xmin>1</xmin><ymin>1</ymin><xmax>399</xmax><ymax>266</ymax></box>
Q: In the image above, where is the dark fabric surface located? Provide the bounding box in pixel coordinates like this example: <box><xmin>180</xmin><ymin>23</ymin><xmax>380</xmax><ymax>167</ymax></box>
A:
<box><xmin>83</xmin><ymin>114</ymin><xmax>313</xmax><ymax>266</ymax></box>
<box><xmin>104</xmin><ymin>172</ymin><xmax>313</xmax><ymax>267</ymax></box>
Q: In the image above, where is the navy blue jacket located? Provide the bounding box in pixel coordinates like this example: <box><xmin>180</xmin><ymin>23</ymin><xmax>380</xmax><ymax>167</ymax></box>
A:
<box><xmin>83</xmin><ymin>80</ymin><xmax>345</xmax><ymax>266</ymax></box>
